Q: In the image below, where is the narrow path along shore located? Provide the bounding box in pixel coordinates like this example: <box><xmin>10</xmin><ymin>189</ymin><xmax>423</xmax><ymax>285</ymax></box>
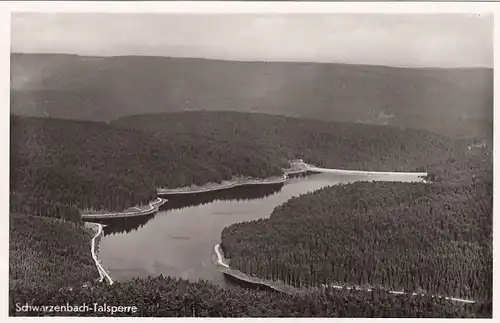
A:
<box><xmin>158</xmin><ymin>161</ymin><xmax>428</xmax><ymax>196</ymax></box>
<box><xmin>82</xmin><ymin>197</ymin><xmax>167</xmax><ymax>220</ymax></box>
<box><xmin>82</xmin><ymin>198</ymin><xmax>167</xmax><ymax>284</ymax></box>
<box><xmin>214</xmin><ymin>244</ymin><xmax>229</xmax><ymax>268</ymax></box>
<box><xmin>307</xmin><ymin>166</ymin><xmax>427</xmax><ymax>177</ymax></box>
<box><xmin>81</xmin><ymin>161</ymin><xmax>429</xmax><ymax>291</ymax></box>
<box><xmin>88</xmin><ymin>222</ymin><xmax>114</xmax><ymax>285</ymax></box>
<box><xmin>158</xmin><ymin>174</ymin><xmax>288</xmax><ymax>196</ymax></box>
<box><xmin>214</xmin><ymin>244</ymin><xmax>476</xmax><ymax>304</ymax></box>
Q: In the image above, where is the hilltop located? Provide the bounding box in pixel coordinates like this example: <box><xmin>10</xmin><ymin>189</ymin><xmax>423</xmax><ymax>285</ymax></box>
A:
<box><xmin>11</xmin><ymin>53</ymin><xmax>492</xmax><ymax>139</ymax></box>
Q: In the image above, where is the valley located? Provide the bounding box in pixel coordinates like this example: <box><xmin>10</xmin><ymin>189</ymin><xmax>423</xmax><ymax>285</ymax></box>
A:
<box><xmin>9</xmin><ymin>111</ymin><xmax>492</xmax><ymax>317</ymax></box>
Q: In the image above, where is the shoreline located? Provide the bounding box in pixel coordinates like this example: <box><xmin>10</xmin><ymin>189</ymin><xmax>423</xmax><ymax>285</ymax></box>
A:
<box><xmin>88</xmin><ymin>222</ymin><xmax>114</xmax><ymax>285</ymax></box>
<box><xmin>81</xmin><ymin>197</ymin><xmax>167</xmax><ymax>220</ymax></box>
<box><xmin>81</xmin><ymin>161</ymin><xmax>428</xmax><ymax>218</ymax></box>
<box><xmin>214</xmin><ymin>244</ymin><xmax>229</xmax><ymax>268</ymax></box>
<box><xmin>82</xmin><ymin>161</ymin><xmax>430</xmax><ymax>294</ymax></box>
<box><xmin>158</xmin><ymin>162</ymin><xmax>428</xmax><ymax>196</ymax></box>
<box><xmin>307</xmin><ymin>166</ymin><xmax>427</xmax><ymax>177</ymax></box>
<box><xmin>158</xmin><ymin>174</ymin><xmax>289</xmax><ymax>196</ymax></box>
<box><xmin>214</xmin><ymin>244</ymin><xmax>476</xmax><ymax>304</ymax></box>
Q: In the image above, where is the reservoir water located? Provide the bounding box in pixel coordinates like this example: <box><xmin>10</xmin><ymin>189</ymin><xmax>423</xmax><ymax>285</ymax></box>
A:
<box><xmin>97</xmin><ymin>172</ymin><xmax>424</xmax><ymax>287</ymax></box>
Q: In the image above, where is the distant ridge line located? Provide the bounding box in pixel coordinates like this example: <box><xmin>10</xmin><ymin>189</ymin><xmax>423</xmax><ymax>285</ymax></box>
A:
<box><xmin>10</xmin><ymin>52</ymin><xmax>493</xmax><ymax>70</ymax></box>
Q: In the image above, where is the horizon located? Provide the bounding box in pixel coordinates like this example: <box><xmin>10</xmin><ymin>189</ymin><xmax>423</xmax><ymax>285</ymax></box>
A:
<box><xmin>10</xmin><ymin>52</ymin><xmax>493</xmax><ymax>70</ymax></box>
<box><xmin>11</xmin><ymin>13</ymin><xmax>493</xmax><ymax>68</ymax></box>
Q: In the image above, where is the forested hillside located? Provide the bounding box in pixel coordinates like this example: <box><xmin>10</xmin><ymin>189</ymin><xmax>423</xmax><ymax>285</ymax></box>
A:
<box><xmin>11</xmin><ymin>271</ymin><xmax>488</xmax><ymax>317</ymax></box>
<box><xmin>220</xmin><ymin>150</ymin><xmax>492</xmax><ymax>302</ymax></box>
<box><xmin>10</xmin><ymin>115</ymin><xmax>285</xmax><ymax>216</ymax></box>
<box><xmin>9</xmin><ymin>200</ymin><xmax>491</xmax><ymax>317</ymax></box>
<box><xmin>114</xmin><ymin>111</ymin><xmax>463</xmax><ymax>172</ymax></box>
<box><xmin>9</xmin><ymin>214</ymin><xmax>99</xmax><ymax>290</ymax></box>
<box><xmin>11</xmin><ymin>53</ymin><xmax>492</xmax><ymax>139</ymax></box>
<box><xmin>11</xmin><ymin>112</ymin><xmax>462</xmax><ymax>217</ymax></box>
<box><xmin>9</xmin><ymin>113</ymin><xmax>492</xmax><ymax>317</ymax></box>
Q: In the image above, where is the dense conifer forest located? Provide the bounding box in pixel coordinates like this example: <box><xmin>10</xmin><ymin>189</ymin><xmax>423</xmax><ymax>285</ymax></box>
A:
<box><xmin>10</xmin><ymin>209</ymin><xmax>492</xmax><ymax>317</ymax></box>
<box><xmin>8</xmin><ymin>213</ymin><xmax>490</xmax><ymax>318</ymax></box>
<box><xmin>12</xmin><ymin>276</ymin><xmax>490</xmax><ymax>318</ymax></box>
<box><xmin>114</xmin><ymin>111</ymin><xmax>463</xmax><ymax>172</ymax></box>
<box><xmin>11</xmin><ymin>112</ymin><xmax>462</xmax><ymax>217</ymax></box>
<box><xmin>220</xmin><ymin>148</ymin><xmax>492</xmax><ymax>303</ymax></box>
<box><xmin>10</xmin><ymin>115</ymin><xmax>285</xmax><ymax>215</ymax></box>
<box><xmin>9</xmin><ymin>112</ymin><xmax>492</xmax><ymax>317</ymax></box>
<box><xmin>9</xmin><ymin>214</ymin><xmax>99</xmax><ymax>289</ymax></box>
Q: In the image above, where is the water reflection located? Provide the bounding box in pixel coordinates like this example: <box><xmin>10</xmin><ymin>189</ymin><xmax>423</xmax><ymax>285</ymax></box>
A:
<box><xmin>100</xmin><ymin>182</ymin><xmax>286</xmax><ymax>236</ymax></box>
<box><xmin>100</xmin><ymin>214</ymin><xmax>156</xmax><ymax>236</ymax></box>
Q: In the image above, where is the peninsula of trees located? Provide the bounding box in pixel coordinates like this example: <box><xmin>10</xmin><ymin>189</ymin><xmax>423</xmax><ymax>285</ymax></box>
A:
<box><xmin>221</xmin><ymin>148</ymin><xmax>492</xmax><ymax>303</ymax></box>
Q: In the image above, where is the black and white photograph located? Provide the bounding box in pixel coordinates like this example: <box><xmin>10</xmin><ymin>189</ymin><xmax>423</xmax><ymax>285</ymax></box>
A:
<box><xmin>5</xmin><ymin>2</ymin><xmax>494</xmax><ymax>319</ymax></box>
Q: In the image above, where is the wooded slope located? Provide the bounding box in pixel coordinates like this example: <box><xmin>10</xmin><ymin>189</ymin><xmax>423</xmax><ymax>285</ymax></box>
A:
<box><xmin>221</xmin><ymin>151</ymin><xmax>492</xmax><ymax>302</ymax></box>
<box><xmin>11</xmin><ymin>112</ymin><xmax>461</xmax><ymax>216</ymax></box>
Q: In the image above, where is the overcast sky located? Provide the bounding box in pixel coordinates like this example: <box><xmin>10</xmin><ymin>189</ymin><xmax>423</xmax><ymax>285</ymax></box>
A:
<box><xmin>11</xmin><ymin>13</ymin><xmax>493</xmax><ymax>67</ymax></box>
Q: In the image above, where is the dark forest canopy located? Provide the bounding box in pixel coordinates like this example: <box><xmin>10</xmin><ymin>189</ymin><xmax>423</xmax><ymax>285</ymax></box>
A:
<box><xmin>113</xmin><ymin>111</ymin><xmax>466</xmax><ymax>172</ymax></box>
<box><xmin>9</xmin><ymin>214</ymin><xmax>99</xmax><ymax>290</ymax></box>
<box><xmin>10</xmin><ymin>115</ymin><xmax>284</xmax><ymax>215</ymax></box>
<box><xmin>8</xmin><ymin>112</ymin><xmax>492</xmax><ymax>317</ymax></box>
<box><xmin>10</xmin><ymin>112</ymin><xmax>465</xmax><ymax>216</ymax></box>
<box><xmin>221</xmin><ymin>152</ymin><xmax>492</xmax><ymax>304</ymax></box>
<box><xmin>8</xmin><ymin>214</ymin><xmax>491</xmax><ymax>318</ymax></box>
<box><xmin>11</xmin><ymin>53</ymin><xmax>492</xmax><ymax>139</ymax></box>
<box><xmin>12</xmin><ymin>276</ymin><xmax>488</xmax><ymax>318</ymax></box>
